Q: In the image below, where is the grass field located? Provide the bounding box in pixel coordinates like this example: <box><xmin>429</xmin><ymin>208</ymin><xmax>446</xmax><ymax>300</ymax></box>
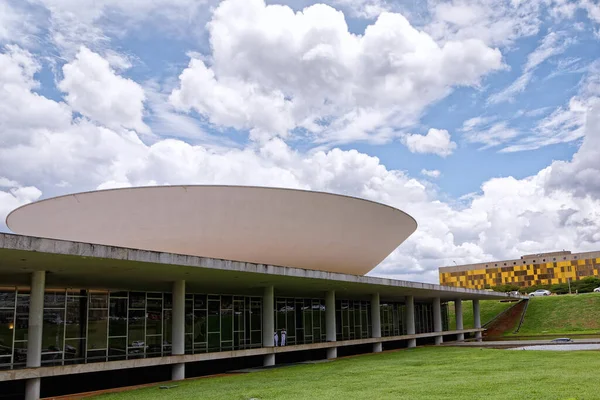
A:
<box><xmin>447</xmin><ymin>300</ymin><xmax>514</xmax><ymax>329</ymax></box>
<box><xmin>506</xmin><ymin>293</ymin><xmax>600</xmax><ymax>336</ymax></box>
<box><xmin>95</xmin><ymin>347</ymin><xmax>600</xmax><ymax>400</ymax></box>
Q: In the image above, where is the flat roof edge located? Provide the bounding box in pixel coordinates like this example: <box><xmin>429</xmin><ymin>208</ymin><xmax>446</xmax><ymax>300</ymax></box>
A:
<box><xmin>0</xmin><ymin>233</ymin><xmax>521</xmax><ymax>299</ymax></box>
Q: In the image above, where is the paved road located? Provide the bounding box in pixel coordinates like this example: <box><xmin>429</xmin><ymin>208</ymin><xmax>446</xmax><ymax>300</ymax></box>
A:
<box><xmin>445</xmin><ymin>338</ymin><xmax>600</xmax><ymax>347</ymax></box>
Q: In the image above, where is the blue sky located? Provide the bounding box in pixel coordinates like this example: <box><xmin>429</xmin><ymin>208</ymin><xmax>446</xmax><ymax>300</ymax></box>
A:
<box><xmin>1</xmin><ymin>0</ymin><xmax>600</xmax><ymax>283</ymax></box>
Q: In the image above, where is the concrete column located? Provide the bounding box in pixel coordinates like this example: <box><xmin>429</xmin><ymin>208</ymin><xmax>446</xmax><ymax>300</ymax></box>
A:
<box><xmin>433</xmin><ymin>297</ymin><xmax>443</xmax><ymax>345</ymax></box>
<box><xmin>455</xmin><ymin>300</ymin><xmax>464</xmax><ymax>341</ymax></box>
<box><xmin>262</xmin><ymin>286</ymin><xmax>275</xmax><ymax>366</ymax></box>
<box><xmin>171</xmin><ymin>280</ymin><xmax>185</xmax><ymax>381</ymax></box>
<box><xmin>25</xmin><ymin>271</ymin><xmax>45</xmax><ymax>400</ymax></box>
<box><xmin>325</xmin><ymin>290</ymin><xmax>337</xmax><ymax>359</ymax></box>
<box><xmin>406</xmin><ymin>295</ymin><xmax>416</xmax><ymax>348</ymax></box>
<box><xmin>473</xmin><ymin>299</ymin><xmax>482</xmax><ymax>341</ymax></box>
<box><xmin>371</xmin><ymin>293</ymin><xmax>382</xmax><ymax>353</ymax></box>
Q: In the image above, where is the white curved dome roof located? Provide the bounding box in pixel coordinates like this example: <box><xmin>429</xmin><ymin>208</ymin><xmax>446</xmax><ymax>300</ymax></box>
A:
<box><xmin>6</xmin><ymin>185</ymin><xmax>417</xmax><ymax>275</ymax></box>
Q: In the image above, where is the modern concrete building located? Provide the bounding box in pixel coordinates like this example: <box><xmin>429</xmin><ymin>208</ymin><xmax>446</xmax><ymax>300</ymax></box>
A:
<box><xmin>440</xmin><ymin>250</ymin><xmax>600</xmax><ymax>289</ymax></box>
<box><xmin>0</xmin><ymin>186</ymin><xmax>520</xmax><ymax>399</ymax></box>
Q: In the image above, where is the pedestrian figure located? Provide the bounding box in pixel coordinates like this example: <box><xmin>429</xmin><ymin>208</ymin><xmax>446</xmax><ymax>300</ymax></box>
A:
<box><xmin>273</xmin><ymin>330</ymin><xmax>279</xmax><ymax>347</ymax></box>
<box><xmin>281</xmin><ymin>328</ymin><xmax>287</xmax><ymax>346</ymax></box>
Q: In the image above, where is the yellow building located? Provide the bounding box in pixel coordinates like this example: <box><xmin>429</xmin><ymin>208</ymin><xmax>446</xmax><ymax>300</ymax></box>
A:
<box><xmin>439</xmin><ymin>251</ymin><xmax>600</xmax><ymax>289</ymax></box>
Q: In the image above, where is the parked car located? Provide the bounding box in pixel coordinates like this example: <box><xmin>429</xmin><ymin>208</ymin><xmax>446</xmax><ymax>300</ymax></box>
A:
<box><xmin>529</xmin><ymin>289</ymin><xmax>551</xmax><ymax>296</ymax></box>
<box><xmin>507</xmin><ymin>291</ymin><xmax>520</xmax><ymax>296</ymax></box>
<box><xmin>551</xmin><ymin>338</ymin><xmax>573</xmax><ymax>343</ymax></box>
<box><xmin>594</xmin><ymin>287</ymin><xmax>600</xmax><ymax>293</ymax></box>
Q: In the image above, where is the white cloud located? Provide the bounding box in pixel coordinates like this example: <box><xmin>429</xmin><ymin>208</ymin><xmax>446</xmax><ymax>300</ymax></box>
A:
<box><xmin>170</xmin><ymin>0</ymin><xmax>504</xmax><ymax>145</ymax></box>
<box><xmin>500</xmin><ymin>62</ymin><xmax>600</xmax><ymax>152</ymax></box>
<box><xmin>421</xmin><ymin>169</ymin><xmax>441</xmax><ymax>178</ymax></box>
<box><xmin>463</xmin><ymin>121</ymin><xmax>520</xmax><ymax>149</ymax></box>
<box><xmin>460</xmin><ymin>115</ymin><xmax>495</xmax><ymax>132</ymax></box>
<box><xmin>488</xmin><ymin>31</ymin><xmax>573</xmax><ymax>104</ymax></box>
<box><xmin>403</xmin><ymin>128</ymin><xmax>457</xmax><ymax>157</ymax></box>
<box><xmin>58</xmin><ymin>46</ymin><xmax>149</xmax><ymax>133</ymax></box>
<box><xmin>0</xmin><ymin>179</ymin><xmax>42</xmax><ymax>226</ymax></box>
<box><xmin>30</xmin><ymin>0</ymin><xmax>216</xmax><ymax>55</ymax></box>
<box><xmin>426</xmin><ymin>0</ymin><xmax>543</xmax><ymax>47</ymax></box>
<box><xmin>2</xmin><ymin>9</ymin><xmax>600</xmax><ymax>286</ymax></box>
<box><xmin>0</xmin><ymin>1</ymin><xmax>38</xmax><ymax>46</ymax></box>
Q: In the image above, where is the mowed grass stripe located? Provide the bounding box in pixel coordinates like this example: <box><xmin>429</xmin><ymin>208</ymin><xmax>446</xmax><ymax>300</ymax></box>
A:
<box><xmin>95</xmin><ymin>347</ymin><xmax>600</xmax><ymax>400</ymax></box>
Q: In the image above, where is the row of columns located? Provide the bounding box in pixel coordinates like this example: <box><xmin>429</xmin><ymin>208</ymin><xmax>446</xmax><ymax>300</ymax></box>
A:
<box><xmin>21</xmin><ymin>274</ymin><xmax>481</xmax><ymax>399</ymax></box>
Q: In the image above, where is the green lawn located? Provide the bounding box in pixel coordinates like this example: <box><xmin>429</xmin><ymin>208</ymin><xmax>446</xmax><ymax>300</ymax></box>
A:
<box><xmin>96</xmin><ymin>347</ymin><xmax>600</xmax><ymax>400</ymax></box>
<box><xmin>506</xmin><ymin>293</ymin><xmax>600</xmax><ymax>336</ymax></box>
<box><xmin>447</xmin><ymin>300</ymin><xmax>514</xmax><ymax>329</ymax></box>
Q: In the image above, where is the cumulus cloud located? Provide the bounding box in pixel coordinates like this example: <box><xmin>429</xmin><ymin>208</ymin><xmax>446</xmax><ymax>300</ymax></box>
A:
<box><xmin>402</xmin><ymin>129</ymin><xmax>457</xmax><ymax>157</ymax></box>
<box><xmin>170</xmin><ymin>0</ymin><xmax>504</xmax><ymax>145</ymax></box>
<box><xmin>58</xmin><ymin>47</ymin><xmax>149</xmax><ymax>133</ymax></box>
<box><xmin>2</xmin><ymin>5</ymin><xmax>600</xmax><ymax>285</ymax></box>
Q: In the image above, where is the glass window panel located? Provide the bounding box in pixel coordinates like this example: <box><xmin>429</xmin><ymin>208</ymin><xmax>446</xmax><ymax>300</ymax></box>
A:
<box><xmin>194</xmin><ymin>294</ymin><xmax>207</xmax><ymax>310</ymax></box>
<box><xmin>87</xmin><ymin>349</ymin><xmax>106</xmax><ymax>362</ymax></box>
<box><xmin>146</xmin><ymin>335</ymin><xmax>162</xmax><ymax>356</ymax></box>
<box><xmin>44</xmin><ymin>291</ymin><xmax>65</xmax><ymax>308</ymax></box>
<box><xmin>194</xmin><ymin>310</ymin><xmax>206</xmax><ymax>343</ymax></box>
<box><xmin>109</xmin><ymin>291</ymin><xmax>128</xmax><ymax>298</ymax></box>
<box><xmin>207</xmin><ymin>333</ymin><xmax>220</xmax><ymax>352</ymax></box>
<box><xmin>146</xmin><ymin>299</ymin><xmax>162</xmax><ymax>335</ymax></box>
<box><xmin>129</xmin><ymin>292</ymin><xmax>145</xmax><ymax>309</ymax></box>
<box><xmin>128</xmin><ymin>310</ymin><xmax>145</xmax><ymax>343</ymax></box>
<box><xmin>208</xmin><ymin>301</ymin><xmax>220</xmax><ymax>333</ymax></box>
<box><xmin>66</xmin><ymin>296</ymin><xmax>85</xmax><ymax>339</ymax></box>
<box><xmin>185</xmin><ymin>334</ymin><xmax>193</xmax><ymax>354</ymax></box>
<box><xmin>108</xmin><ymin>337</ymin><xmax>127</xmax><ymax>360</ymax></box>
<box><xmin>163</xmin><ymin>293</ymin><xmax>172</xmax><ymax>309</ymax></box>
<box><xmin>41</xmin><ymin>352</ymin><xmax>63</xmax><ymax>366</ymax></box>
<box><xmin>109</xmin><ymin>298</ymin><xmax>127</xmax><ymax>337</ymax></box>
<box><xmin>221</xmin><ymin>296</ymin><xmax>232</xmax><ymax>310</ymax></box>
<box><xmin>0</xmin><ymin>310</ymin><xmax>14</xmax><ymax>356</ymax></box>
<box><xmin>42</xmin><ymin>309</ymin><xmax>64</xmax><ymax>353</ymax></box>
<box><xmin>250</xmin><ymin>330</ymin><xmax>261</xmax><ymax>345</ymax></box>
<box><xmin>147</xmin><ymin>292</ymin><xmax>162</xmax><ymax>299</ymax></box>
<box><xmin>194</xmin><ymin>342</ymin><xmax>207</xmax><ymax>353</ymax></box>
<box><xmin>87</xmin><ymin>309</ymin><xmax>108</xmax><ymax>350</ymax></box>
<box><xmin>163</xmin><ymin>309</ymin><xmax>172</xmax><ymax>347</ymax></box>
<box><xmin>221</xmin><ymin>308</ymin><xmax>233</xmax><ymax>342</ymax></box>
<box><xmin>250</xmin><ymin>302</ymin><xmax>261</xmax><ymax>330</ymax></box>
<box><xmin>185</xmin><ymin>300</ymin><xmax>194</xmax><ymax>334</ymax></box>
<box><xmin>13</xmin><ymin>341</ymin><xmax>27</xmax><ymax>365</ymax></box>
<box><xmin>14</xmin><ymin>295</ymin><xmax>29</xmax><ymax>341</ymax></box>
<box><xmin>89</xmin><ymin>293</ymin><xmax>108</xmax><ymax>309</ymax></box>
<box><xmin>0</xmin><ymin>290</ymin><xmax>16</xmax><ymax>309</ymax></box>
<box><xmin>64</xmin><ymin>338</ymin><xmax>85</xmax><ymax>364</ymax></box>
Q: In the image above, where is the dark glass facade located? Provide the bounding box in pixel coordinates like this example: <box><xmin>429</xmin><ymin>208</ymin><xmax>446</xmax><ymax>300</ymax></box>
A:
<box><xmin>275</xmin><ymin>298</ymin><xmax>327</xmax><ymax>345</ymax></box>
<box><xmin>0</xmin><ymin>288</ymin><xmax>262</xmax><ymax>370</ymax></box>
<box><xmin>335</xmin><ymin>300</ymin><xmax>372</xmax><ymax>341</ymax></box>
<box><xmin>380</xmin><ymin>301</ymin><xmax>449</xmax><ymax>337</ymax></box>
<box><xmin>1</xmin><ymin>286</ymin><xmax>451</xmax><ymax>371</ymax></box>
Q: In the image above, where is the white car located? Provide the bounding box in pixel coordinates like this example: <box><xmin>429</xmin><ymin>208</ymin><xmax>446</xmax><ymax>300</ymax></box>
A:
<box><xmin>593</xmin><ymin>287</ymin><xmax>600</xmax><ymax>293</ymax></box>
<box><xmin>529</xmin><ymin>289</ymin><xmax>551</xmax><ymax>296</ymax></box>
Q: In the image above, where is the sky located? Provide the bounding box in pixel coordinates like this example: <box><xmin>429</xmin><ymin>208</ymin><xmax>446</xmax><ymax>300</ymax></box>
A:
<box><xmin>1</xmin><ymin>0</ymin><xmax>600</xmax><ymax>284</ymax></box>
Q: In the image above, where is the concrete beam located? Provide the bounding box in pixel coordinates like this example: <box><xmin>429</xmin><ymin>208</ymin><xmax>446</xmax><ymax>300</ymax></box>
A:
<box><xmin>0</xmin><ymin>329</ymin><xmax>485</xmax><ymax>382</ymax></box>
<box><xmin>0</xmin><ymin>233</ymin><xmax>524</xmax><ymax>302</ymax></box>
<box><xmin>406</xmin><ymin>295</ymin><xmax>416</xmax><ymax>348</ymax></box>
